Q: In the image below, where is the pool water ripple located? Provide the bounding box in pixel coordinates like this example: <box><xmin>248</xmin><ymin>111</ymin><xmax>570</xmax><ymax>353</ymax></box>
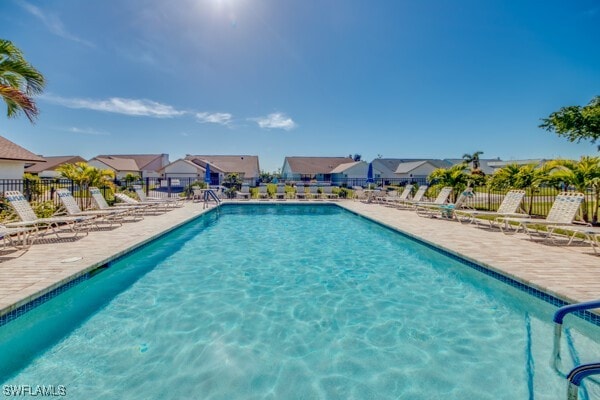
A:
<box><xmin>1</xmin><ymin>205</ymin><xmax>600</xmax><ymax>399</ymax></box>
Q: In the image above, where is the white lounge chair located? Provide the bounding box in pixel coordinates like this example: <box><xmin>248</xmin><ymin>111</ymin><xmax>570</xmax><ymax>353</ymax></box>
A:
<box><xmin>352</xmin><ymin>186</ymin><xmax>366</xmax><ymax>201</ymax></box>
<box><xmin>395</xmin><ymin>185</ymin><xmax>428</xmax><ymax>209</ymax></box>
<box><xmin>88</xmin><ymin>187</ymin><xmax>148</xmax><ymax>219</ymax></box>
<box><xmin>4</xmin><ymin>191</ymin><xmax>91</xmax><ymax>239</ymax></box>
<box><xmin>133</xmin><ymin>185</ymin><xmax>183</xmax><ymax>207</ymax></box>
<box><xmin>56</xmin><ymin>188</ymin><xmax>127</xmax><ymax>227</ymax></box>
<box><xmin>308</xmin><ymin>185</ymin><xmax>321</xmax><ymax>200</ymax></box>
<box><xmin>455</xmin><ymin>190</ymin><xmax>527</xmax><ymax>228</ymax></box>
<box><xmin>235</xmin><ymin>184</ymin><xmax>250</xmax><ymax>200</ymax></box>
<box><xmin>113</xmin><ymin>193</ymin><xmax>169</xmax><ymax>215</ymax></box>
<box><xmin>497</xmin><ymin>192</ymin><xmax>586</xmax><ymax>241</ymax></box>
<box><xmin>322</xmin><ymin>185</ymin><xmax>338</xmax><ymax>200</ymax></box>
<box><xmin>275</xmin><ymin>184</ymin><xmax>287</xmax><ymax>200</ymax></box>
<box><xmin>415</xmin><ymin>187</ymin><xmax>473</xmax><ymax>218</ymax></box>
<box><xmin>295</xmin><ymin>184</ymin><xmax>308</xmax><ymax>200</ymax></box>
<box><xmin>257</xmin><ymin>185</ymin><xmax>269</xmax><ymax>199</ymax></box>
<box><xmin>382</xmin><ymin>185</ymin><xmax>413</xmax><ymax>206</ymax></box>
<box><xmin>0</xmin><ymin>225</ymin><xmax>37</xmax><ymax>251</ymax></box>
<box><xmin>551</xmin><ymin>225</ymin><xmax>600</xmax><ymax>254</ymax></box>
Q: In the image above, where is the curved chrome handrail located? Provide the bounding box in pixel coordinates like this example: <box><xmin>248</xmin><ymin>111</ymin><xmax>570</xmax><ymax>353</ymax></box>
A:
<box><xmin>552</xmin><ymin>300</ymin><xmax>600</xmax><ymax>371</ymax></box>
<box><xmin>567</xmin><ymin>363</ymin><xmax>600</xmax><ymax>400</ymax></box>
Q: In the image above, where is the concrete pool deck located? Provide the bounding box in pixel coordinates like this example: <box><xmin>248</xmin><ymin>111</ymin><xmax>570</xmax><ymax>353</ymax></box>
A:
<box><xmin>0</xmin><ymin>199</ymin><xmax>598</xmax><ymax>320</ymax></box>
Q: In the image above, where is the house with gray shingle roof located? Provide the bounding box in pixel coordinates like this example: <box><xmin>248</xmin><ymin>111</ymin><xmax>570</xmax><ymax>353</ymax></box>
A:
<box><xmin>183</xmin><ymin>155</ymin><xmax>260</xmax><ymax>185</ymax></box>
<box><xmin>393</xmin><ymin>160</ymin><xmax>440</xmax><ymax>180</ymax></box>
<box><xmin>485</xmin><ymin>159</ymin><xmax>547</xmax><ymax>173</ymax></box>
<box><xmin>25</xmin><ymin>155</ymin><xmax>86</xmax><ymax>178</ymax></box>
<box><xmin>160</xmin><ymin>159</ymin><xmax>206</xmax><ymax>180</ymax></box>
<box><xmin>330</xmin><ymin>161</ymin><xmax>369</xmax><ymax>185</ymax></box>
<box><xmin>0</xmin><ymin>135</ymin><xmax>45</xmax><ymax>179</ymax></box>
<box><xmin>281</xmin><ymin>156</ymin><xmax>356</xmax><ymax>182</ymax></box>
<box><xmin>372</xmin><ymin>158</ymin><xmax>452</xmax><ymax>184</ymax></box>
<box><xmin>88</xmin><ymin>154</ymin><xmax>169</xmax><ymax>179</ymax></box>
<box><xmin>444</xmin><ymin>158</ymin><xmax>501</xmax><ymax>175</ymax></box>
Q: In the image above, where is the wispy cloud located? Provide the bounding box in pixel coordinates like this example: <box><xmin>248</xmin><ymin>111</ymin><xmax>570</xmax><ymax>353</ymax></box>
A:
<box><xmin>67</xmin><ymin>127</ymin><xmax>110</xmax><ymax>136</ymax></box>
<box><xmin>20</xmin><ymin>2</ymin><xmax>94</xmax><ymax>47</ymax></box>
<box><xmin>43</xmin><ymin>95</ymin><xmax>186</xmax><ymax>118</ymax></box>
<box><xmin>196</xmin><ymin>112</ymin><xmax>233</xmax><ymax>126</ymax></box>
<box><xmin>251</xmin><ymin>113</ymin><xmax>297</xmax><ymax>131</ymax></box>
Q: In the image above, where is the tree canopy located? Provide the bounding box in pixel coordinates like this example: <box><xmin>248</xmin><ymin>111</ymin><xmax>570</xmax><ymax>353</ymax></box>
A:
<box><xmin>0</xmin><ymin>39</ymin><xmax>45</xmax><ymax>122</ymax></box>
<box><xmin>539</xmin><ymin>96</ymin><xmax>600</xmax><ymax>149</ymax></box>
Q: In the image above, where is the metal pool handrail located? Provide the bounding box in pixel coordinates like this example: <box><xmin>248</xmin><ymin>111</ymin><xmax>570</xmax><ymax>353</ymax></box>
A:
<box><xmin>204</xmin><ymin>189</ymin><xmax>221</xmax><ymax>204</ymax></box>
<box><xmin>552</xmin><ymin>299</ymin><xmax>600</xmax><ymax>371</ymax></box>
<box><xmin>567</xmin><ymin>363</ymin><xmax>600</xmax><ymax>400</ymax></box>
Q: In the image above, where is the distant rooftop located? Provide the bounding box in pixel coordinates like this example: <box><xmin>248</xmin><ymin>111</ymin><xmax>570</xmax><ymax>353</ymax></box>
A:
<box><xmin>25</xmin><ymin>155</ymin><xmax>85</xmax><ymax>173</ymax></box>
<box><xmin>0</xmin><ymin>136</ymin><xmax>45</xmax><ymax>163</ymax></box>
<box><xmin>284</xmin><ymin>156</ymin><xmax>354</xmax><ymax>174</ymax></box>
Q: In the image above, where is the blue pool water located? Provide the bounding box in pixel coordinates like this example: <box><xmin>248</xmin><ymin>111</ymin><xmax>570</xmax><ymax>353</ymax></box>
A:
<box><xmin>1</xmin><ymin>204</ymin><xmax>600</xmax><ymax>399</ymax></box>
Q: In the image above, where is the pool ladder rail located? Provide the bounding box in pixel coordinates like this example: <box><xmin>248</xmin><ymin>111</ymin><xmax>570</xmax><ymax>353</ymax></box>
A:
<box><xmin>203</xmin><ymin>189</ymin><xmax>221</xmax><ymax>209</ymax></box>
<box><xmin>552</xmin><ymin>299</ymin><xmax>600</xmax><ymax>400</ymax></box>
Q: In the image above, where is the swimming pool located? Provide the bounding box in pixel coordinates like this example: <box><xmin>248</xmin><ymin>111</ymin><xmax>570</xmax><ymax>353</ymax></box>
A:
<box><xmin>1</xmin><ymin>204</ymin><xmax>599</xmax><ymax>399</ymax></box>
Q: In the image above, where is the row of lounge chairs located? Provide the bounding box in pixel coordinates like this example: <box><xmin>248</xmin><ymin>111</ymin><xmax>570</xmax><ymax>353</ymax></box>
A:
<box><xmin>0</xmin><ymin>186</ymin><xmax>183</xmax><ymax>256</ymax></box>
<box><xmin>235</xmin><ymin>184</ymin><xmax>340</xmax><ymax>200</ymax></box>
<box><xmin>369</xmin><ymin>185</ymin><xmax>600</xmax><ymax>254</ymax></box>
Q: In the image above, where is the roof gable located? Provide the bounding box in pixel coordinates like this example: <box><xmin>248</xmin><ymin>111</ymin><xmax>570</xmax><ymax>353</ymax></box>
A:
<box><xmin>96</xmin><ymin>154</ymin><xmax>166</xmax><ymax>170</ymax></box>
<box><xmin>92</xmin><ymin>156</ymin><xmax>140</xmax><ymax>171</ymax></box>
<box><xmin>0</xmin><ymin>136</ymin><xmax>45</xmax><ymax>162</ymax></box>
<box><xmin>185</xmin><ymin>155</ymin><xmax>260</xmax><ymax>176</ymax></box>
<box><xmin>330</xmin><ymin>161</ymin><xmax>363</xmax><ymax>173</ymax></box>
<box><xmin>284</xmin><ymin>156</ymin><xmax>354</xmax><ymax>174</ymax></box>
<box><xmin>394</xmin><ymin>160</ymin><xmax>431</xmax><ymax>174</ymax></box>
<box><xmin>25</xmin><ymin>156</ymin><xmax>86</xmax><ymax>173</ymax></box>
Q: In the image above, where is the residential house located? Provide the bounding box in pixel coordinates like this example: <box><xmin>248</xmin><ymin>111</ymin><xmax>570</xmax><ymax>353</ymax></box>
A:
<box><xmin>25</xmin><ymin>155</ymin><xmax>86</xmax><ymax>178</ymax></box>
<box><xmin>281</xmin><ymin>156</ymin><xmax>356</xmax><ymax>182</ymax></box>
<box><xmin>372</xmin><ymin>158</ymin><xmax>452</xmax><ymax>184</ymax></box>
<box><xmin>393</xmin><ymin>160</ymin><xmax>440</xmax><ymax>181</ymax></box>
<box><xmin>88</xmin><ymin>156</ymin><xmax>141</xmax><ymax>180</ymax></box>
<box><xmin>0</xmin><ymin>135</ymin><xmax>45</xmax><ymax>179</ymax></box>
<box><xmin>330</xmin><ymin>161</ymin><xmax>369</xmax><ymax>186</ymax></box>
<box><xmin>445</xmin><ymin>158</ymin><xmax>501</xmax><ymax>175</ymax></box>
<box><xmin>160</xmin><ymin>159</ymin><xmax>206</xmax><ymax>181</ymax></box>
<box><xmin>88</xmin><ymin>154</ymin><xmax>169</xmax><ymax>179</ymax></box>
<box><xmin>486</xmin><ymin>159</ymin><xmax>549</xmax><ymax>173</ymax></box>
<box><xmin>184</xmin><ymin>155</ymin><xmax>260</xmax><ymax>185</ymax></box>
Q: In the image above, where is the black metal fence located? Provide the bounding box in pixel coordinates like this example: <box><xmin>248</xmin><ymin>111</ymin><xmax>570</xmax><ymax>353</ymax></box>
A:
<box><xmin>0</xmin><ymin>178</ymin><xmax>597</xmax><ymax>223</ymax></box>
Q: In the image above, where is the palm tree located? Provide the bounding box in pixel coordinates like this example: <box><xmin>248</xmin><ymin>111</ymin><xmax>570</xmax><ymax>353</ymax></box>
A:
<box><xmin>487</xmin><ymin>162</ymin><xmax>553</xmax><ymax>214</ymax></box>
<box><xmin>0</xmin><ymin>39</ymin><xmax>45</xmax><ymax>122</ymax></box>
<box><xmin>547</xmin><ymin>156</ymin><xmax>600</xmax><ymax>223</ymax></box>
<box><xmin>57</xmin><ymin>162</ymin><xmax>116</xmax><ymax>208</ymax></box>
<box><xmin>427</xmin><ymin>164</ymin><xmax>469</xmax><ymax>202</ymax></box>
<box><xmin>462</xmin><ymin>151</ymin><xmax>484</xmax><ymax>171</ymax></box>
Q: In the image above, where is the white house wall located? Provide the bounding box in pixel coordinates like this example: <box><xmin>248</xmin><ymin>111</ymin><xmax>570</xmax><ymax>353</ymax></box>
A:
<box><xmin>395</xmin><ymin>163</ymin><xmax>437</xmax><ymax>179</ymax></box>
<box><xmin>0</xmin><ymin>160</ymin><xmax>25</xmax><ymax>179</ymax></box>
<box><xmin>163</xmin><ymin>160</ymin><xmax>201</xmax><ymax>180</ymax></box>
<box><xmin>343</xmin><ymin>163</ymin><xmax>369</xmax><ymax>178</ymax></box>
<box><xmin>39</xmin><ymin>170</ymin><xmax>62</xmax><ymax>179</ymax></box>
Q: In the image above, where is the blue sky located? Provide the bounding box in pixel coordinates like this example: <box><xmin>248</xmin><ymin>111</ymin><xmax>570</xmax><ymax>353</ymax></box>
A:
<box><xmin>1</xmin><ymin>0</ymin><xmax>598</xmax><ymax>172</ymax></box>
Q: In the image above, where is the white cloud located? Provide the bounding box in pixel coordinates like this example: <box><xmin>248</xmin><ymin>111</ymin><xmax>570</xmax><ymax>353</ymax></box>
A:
<box><xmin>20</xmin><ymin>2</ymin><xmax>94</xmax><ymax>47</ymax></box>
<box><xmin>251</xmin><ymin>113</ymin><xmax>297</xmax><ymax>130</ymax></box>
<box><xmin>43</xmin><ymin>95</ymin><xmax>186</xmax><ymax>118</ymax></box>
<box><xmin>196</xmin><ymin>112</ymin><xmax>232</xmax><ymax>126</ymax></box>
<box><xmin>67</xmin><ymin>127</ymin><xmax>110</xmax><ymax>136</ymax></box>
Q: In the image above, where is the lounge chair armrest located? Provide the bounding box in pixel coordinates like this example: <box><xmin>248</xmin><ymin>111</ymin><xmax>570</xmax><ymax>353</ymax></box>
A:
<box><xmin>5</xmin><ymin>221</ymin><xmax>38</xmax><ymax>228</ymax></box>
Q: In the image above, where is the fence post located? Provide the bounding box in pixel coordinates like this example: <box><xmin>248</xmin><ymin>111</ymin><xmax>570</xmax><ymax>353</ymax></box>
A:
<box><xmin>23</xmin><ymin>179</ymin><xmax>31</xmax><ymax>201</ymax></box>
<box><xmin>145</xmin><ymin>177</ymin><xmax>150</xmax><ymax>196</ymax></box>
<box><xmin>167</xmin><ymin>177</ymin><xmax>172</xmax><ymax>197</ymax></box>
